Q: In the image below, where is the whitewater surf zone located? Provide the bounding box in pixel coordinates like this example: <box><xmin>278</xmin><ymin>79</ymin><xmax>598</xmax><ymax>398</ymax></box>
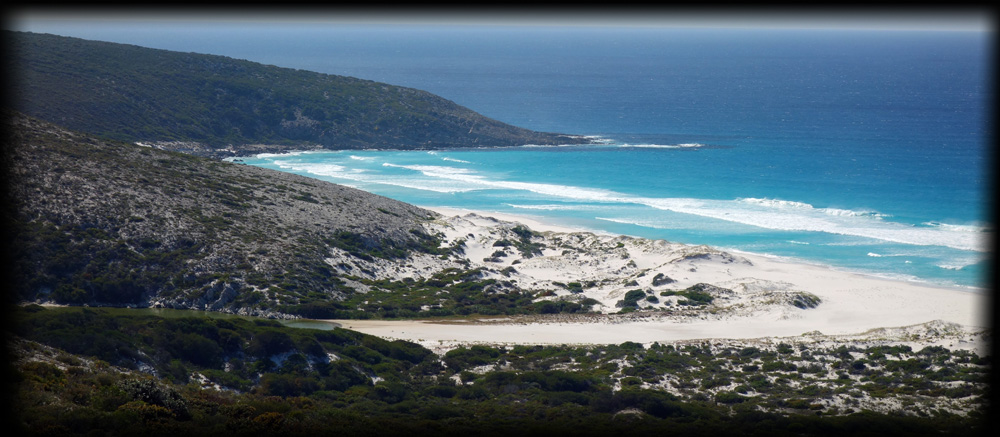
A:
<box><xmin>231</xmin><ymin>145</ymin><xmax>990</xmax><ymax>290</ymax></box>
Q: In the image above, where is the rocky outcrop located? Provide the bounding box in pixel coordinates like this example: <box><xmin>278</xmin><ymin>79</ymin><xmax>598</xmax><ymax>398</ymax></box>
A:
<box><xmin>6</xmin><ymin>112</ymin><xmax>440</xmax><ymax>316</ymax></box>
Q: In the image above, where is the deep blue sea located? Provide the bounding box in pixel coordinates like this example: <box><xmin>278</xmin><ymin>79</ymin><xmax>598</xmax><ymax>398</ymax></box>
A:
<box><xmin>17</xmin><ymin>24</ymin><xmax>993</xmax><ymax>289</ymax></box>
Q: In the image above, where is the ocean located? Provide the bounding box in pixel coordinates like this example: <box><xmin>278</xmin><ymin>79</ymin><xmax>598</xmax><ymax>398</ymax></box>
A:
<box><xmin>18</xmin><ymin>24</ymin><xmax>994</xmax><ymax>289</ymax></box>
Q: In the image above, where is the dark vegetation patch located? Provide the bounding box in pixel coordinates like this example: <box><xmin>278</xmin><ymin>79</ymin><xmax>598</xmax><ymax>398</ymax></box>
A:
<box><xmin>660</xmin><ymin>283</ymin><xmax>723</xmax><ymax>306</ymax></box>
<box><xmin>286</xmin><ymin>268</ymin><xmax>592</xmax><ymax>319</ymax></box>
<box><xmin>9</xmin><ymin>30</ymin><xmax>582</xmax><ymax>154</ymax></box>
<box><xmin>11</xmin><ymin>306</ymin><xmax>991</xmax><ymax>436</ymax></box>
<box><xmin>790</xmin><ymin>292</ymin><xmax>822</xmax><ymax>309</ymax></box>
<box><xmin>6</xmin><ymin>113</ymin><xmax>439</xmax><ymax>316</ymax></box>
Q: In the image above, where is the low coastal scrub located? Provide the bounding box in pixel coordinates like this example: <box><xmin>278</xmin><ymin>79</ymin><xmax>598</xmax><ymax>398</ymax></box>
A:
<box><xmin>790</xmin><ymin>291</ymin><xmax>822</xmax><ymax>309</ymax></box>
<box><xmin>659</xmin><ymin>283</ymin><xmax>721</xmax><ymax>306</ymax></box>
<box><xmin>282</xmin><ymin>268</ymin><xmax>592</xmax><ymax>319</ymax></box>
<box><xmin>615</xmin><ymin>289</ymin><xmax>649</xmax><ymax>308</ymax></box>
<box><xmin>11</xmin><ymin>306</ymin><xmax>991</xmax><ymax>436</ymax></box>
<box><xmin>8</xmin><ymin>113</ymin><xmax>450</xmax><ymax>317</ymax></box>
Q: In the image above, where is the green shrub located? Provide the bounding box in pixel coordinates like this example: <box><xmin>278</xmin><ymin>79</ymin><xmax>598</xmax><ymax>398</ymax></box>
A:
<box><xmin>715</xmin><ymin>391</ymin><xmax>748</xmax><ymax>404</ymax></box>
<box><xmin>616</xmin><ymin>289</ymin><xmax>647</xmax><ymax>308</ymax></box>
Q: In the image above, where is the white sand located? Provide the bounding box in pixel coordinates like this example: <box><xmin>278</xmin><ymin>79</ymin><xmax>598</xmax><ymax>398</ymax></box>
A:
<box><xmin>325</xmin><ymin>206</ymin><xmax>990</xmax><ymax>351</ymax></box>
<box><xmin>427</xmin><ymin>206</ymin><xmax>595</xmax><ymax>234</ymax></box>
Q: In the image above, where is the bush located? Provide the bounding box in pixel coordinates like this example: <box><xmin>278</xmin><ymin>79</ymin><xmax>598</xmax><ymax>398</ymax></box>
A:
<box><xmin>783</xmin><ymin>398</ymin><xmax>814</xmax><ymax>409</ymax></box>
<box><xmin>790</xmin><ymin>292</ymin><xmax>821</xmax><ymax>309</ymax></box>
<box><xmin>715</xmin><ymin>391</ymin><xmax>748</xmax><ymax>404</ymax></box>
<box><xmin>651</xmin><ymin>273</ymin><xmax>674</xmax><ymax>286</ymax></box>
<box><xmin>443</xmin><ymin>345</ymin><xmax>501</xmax><ymax>371</ymax></box>
<box><xmin>616</xmin><ymin>289</ymin><xmax>647</xmax><ymax>308</ymax></box>
<box><xmin>116</xmin><ymin>378</ymin><xmax>190</xmax><ymax>420</ymax></box>
<box><xmin>246</xmin><ymin>330</ymin><xmax>295</xmax><ymax>357</ymax></box>
<box><xmin>167</xmin><ymin>332</ymin><xmax>224</xmax><ymax>368</ymax></box>
<box><xmin>259</xmin><ymin>373</ymin><xmax>320</xmax><ymax>397</ymax></box>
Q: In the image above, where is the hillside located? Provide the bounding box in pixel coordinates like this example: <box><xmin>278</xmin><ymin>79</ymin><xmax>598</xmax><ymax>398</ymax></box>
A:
<box><xmin>6</xmin><ymin>111</ymin><xmax>448</xmax><ymax>316</ymax></box>
<box><xmin>1</xmin><ymin>111</ymin><xmax>829</xmax><ymax>321</ymax></box>
<box><xmin>6</xmin><ymin>31</ymin><xmax>584</xmax><ymax>156</ymax></box>
<box><xmin>9</xmin><ymin>306</ymin><xmax>990</xmax><ymax>436</ymax></box>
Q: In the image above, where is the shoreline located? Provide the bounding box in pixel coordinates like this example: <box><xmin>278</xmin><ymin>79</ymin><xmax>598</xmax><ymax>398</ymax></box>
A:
<box><xmin>426</xmin><ymin>206</ymin><xmax>984</xmax><ymax>294</ymax></box>
<box><xmin>320</xmin><ymin>205</ymin><xmax>990</xmax><ymax>353</ymax></box>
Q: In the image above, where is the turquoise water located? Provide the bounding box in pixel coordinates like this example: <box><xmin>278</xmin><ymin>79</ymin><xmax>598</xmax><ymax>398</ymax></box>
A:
<box><xmin>19</xmin><ymin>24</ymin><xmax>990</xmax><ymax>289</ymax></box>
<box><xmin>235</xmin><ymin>139</ymin><xmax>989</xmax><ymax>289</ymax></box>
<box><xmin>231</xmin><ymin>28</ymin><xmax>991</xmax><ymax>290</ymax></box>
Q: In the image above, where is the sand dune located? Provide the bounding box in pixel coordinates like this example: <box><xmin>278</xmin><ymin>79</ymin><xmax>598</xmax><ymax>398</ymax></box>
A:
<box><xmin>323</xmin><ymin>207</ymin><xmax>989</xmax><ymax>353</ymax></box>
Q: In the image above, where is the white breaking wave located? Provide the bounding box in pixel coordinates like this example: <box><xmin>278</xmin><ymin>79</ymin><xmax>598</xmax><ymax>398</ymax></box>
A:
<box><xmin>270</xmin><ymin>161</ymin><xmax>477</xmax><ymax>193</ymax></box>
<box><xmin>272</xmin><ymin>160</ymin><xmax>351</xmax><ymax>176</ymax></box>
<box><xmin>639</xmin><ymin>197</ymin><xmax>989</xmax><ymax>252</ymax></box>
<box><xmin>595</xmin><ymin>216</ymin><xmax>648</xmax><ymax>226</ymax></box>
<box><xmin>253</xmin><ymin>150</ymin><xmax>312</xmax><ymax>159</ymax></box>
<box><xmin>349</xmin><ymin>155</ymin><xmax>375</xmax><ymax>161</ymax></box>
<box><xmin>382</xmin><ymin>163</ymin><xmax>478</xmax><ymax>177</ymax></box>
<box><xmin>505</xmin><ymin>203</ymin><xmax>601</xmax><ymax>211</ymax></box>
<box><xmin>270</xmin><ymin>157</ymin><xmax>991</xmax><ymax>253</ymax></box>
<box><xmin>740</xmin><ymin>197</ymin><xmax>813</xmax><ymax>209</ymax></box>
<box><xmin>739</xmin><ymin>197</ymin><xmax>889</xmax><ymax>219</ymax></box>
<box><xmin>442</xmin><ymin>157</ymin><xmax>472</xmax><ymax>164</ymax></box>
<box><xmin>935</xmin><ymin>254</ymin><xmax>986</xmax><ymax>271</ymax></box>
<box><xmin>922</xmin><ymin>221</ymin><xmax>992</xmax><ymax>233</ymax></box>
<box><xmin>449</xmin><ymin>170</ymin><xmax>985</xmax><ymax>251</ymax></box>
<box><xmin>593</xmin><ymin>216</ymin><xmax>683</xmax><ymax>230</ymax></box>
<box><xmin>381</xmin><ymin>163</ymin><xmax>623</xmax><ymax>201</ymax></box>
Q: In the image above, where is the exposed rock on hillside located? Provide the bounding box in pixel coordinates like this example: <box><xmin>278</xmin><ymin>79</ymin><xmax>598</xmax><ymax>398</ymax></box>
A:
<box><xmin>6</xmin><ymin>113</ymin><xmax>821</xmax><ymax>320</ymax></box>
<box><xmin>7</xmin><ymin>112</ymin><xmax>441</xmax><ymax>315</ymax></box>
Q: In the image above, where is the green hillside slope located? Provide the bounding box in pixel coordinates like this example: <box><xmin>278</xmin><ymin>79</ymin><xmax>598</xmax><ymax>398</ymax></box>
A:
<box><xmin>7</xmin><ymin>31</ymin><xmax>583</xmax><ymax>155</ymax></box>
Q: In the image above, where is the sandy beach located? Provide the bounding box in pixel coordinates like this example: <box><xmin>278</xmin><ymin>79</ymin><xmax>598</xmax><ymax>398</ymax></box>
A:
<box><xmin>324</xmin><ymin>206</ymin><xmax>990</xmax><ymax>353</ymax></box>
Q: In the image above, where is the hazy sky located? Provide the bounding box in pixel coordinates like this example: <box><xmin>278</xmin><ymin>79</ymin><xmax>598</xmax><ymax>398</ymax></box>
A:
<box><xmin>6</xmin><ymin>7</ymin><xmax>993</xmax><ymax>33</ymax></box>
